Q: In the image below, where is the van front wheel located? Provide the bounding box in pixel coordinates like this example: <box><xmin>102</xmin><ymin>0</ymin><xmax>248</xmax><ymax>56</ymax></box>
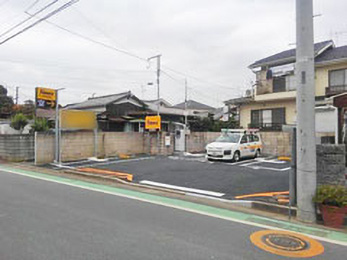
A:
<box><xmin>233</xmin><ymin>151</ymin><xmax>240</xmax><ymax>162</ymax></box>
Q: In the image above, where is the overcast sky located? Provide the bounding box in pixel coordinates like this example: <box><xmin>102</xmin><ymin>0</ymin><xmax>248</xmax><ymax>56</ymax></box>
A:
<box><xmin>1</xmin><ymin>0</ymin><xmax>347</xmax><ymax>107</ymax></box>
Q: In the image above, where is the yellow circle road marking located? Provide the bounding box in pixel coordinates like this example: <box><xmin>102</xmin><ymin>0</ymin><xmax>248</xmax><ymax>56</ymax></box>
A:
<box><xmin>250</xmin><ymin>230</ymin><xmax>324</xmax><ymax>258</ymax></box>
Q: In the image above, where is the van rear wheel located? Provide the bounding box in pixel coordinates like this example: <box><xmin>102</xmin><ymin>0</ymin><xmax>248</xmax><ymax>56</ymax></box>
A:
<box><xmin>254</xmin><ymin>149</ymin><xmax>261</xmax><ymax>158</ymax></box>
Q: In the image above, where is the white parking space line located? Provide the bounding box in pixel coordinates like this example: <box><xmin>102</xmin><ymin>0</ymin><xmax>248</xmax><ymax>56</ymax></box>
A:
<box><xmin>139</xmin><ymin>180</ymin><xmax>225</xmax><ymax>197</ymax></box>
<box><xmin>249</xmin><ymin>166</ymin><xmax>291</xmax><ymax>171</ymax></box>
<box><xmin>226</xmin><ymin>159</ymin><xmax>257</xmax><ymax>166</ymax></box>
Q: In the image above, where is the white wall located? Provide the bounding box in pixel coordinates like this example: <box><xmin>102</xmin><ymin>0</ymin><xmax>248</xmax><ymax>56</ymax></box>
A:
<box><xmin>315</xmin><ymin>106</ymin><xmax>336</xmax><ymax>133</ymax></box>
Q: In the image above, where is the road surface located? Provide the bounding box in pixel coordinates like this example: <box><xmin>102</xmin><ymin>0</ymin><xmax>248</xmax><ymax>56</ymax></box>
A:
<box><xmin>0</xmin><ymin>169</ymin><xmax>345</xmax><ymax>260</ymax></box>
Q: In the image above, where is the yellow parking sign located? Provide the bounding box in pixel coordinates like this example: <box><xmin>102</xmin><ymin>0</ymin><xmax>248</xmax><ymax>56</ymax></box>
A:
<box><xmin>145</xmin><ymin>116</ymin><xmax>161</xmax><ymax>130</ymax></box>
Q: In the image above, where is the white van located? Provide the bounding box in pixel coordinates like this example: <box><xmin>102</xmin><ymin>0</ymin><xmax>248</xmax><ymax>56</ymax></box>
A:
<box><xmin>206</xmin><ymin>129</ymin><xmax>262</xmax><ymax>161</ymax></box>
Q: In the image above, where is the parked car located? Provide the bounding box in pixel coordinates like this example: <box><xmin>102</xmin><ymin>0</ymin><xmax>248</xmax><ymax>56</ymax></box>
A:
<box><xmin>206</xmin><ymin>129</ymin><xmax>262</xmax><ymax>161</ymax></box>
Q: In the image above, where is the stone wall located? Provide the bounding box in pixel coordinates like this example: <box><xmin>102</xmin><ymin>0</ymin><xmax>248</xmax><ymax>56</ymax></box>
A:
<box><xmin>316</xmin><ymin>144</ymin><xmax>346</xmax><ymax>186</ymax></box>
<box><xmin>0</xmin><ymin>134</ymin><xmax>34</xmax><ymax>161</ymax></box>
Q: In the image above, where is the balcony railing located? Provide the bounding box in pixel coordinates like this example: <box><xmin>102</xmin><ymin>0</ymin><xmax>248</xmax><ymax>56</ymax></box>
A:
<box><xmin>248</xmin><ymin>123</ymin><xmax>284</xmax><ymax>131</ymax></box>
<box><xmin>326</xmin><ymin>85</ymin><xmax>347</xmax><ymax>96</ymax></box>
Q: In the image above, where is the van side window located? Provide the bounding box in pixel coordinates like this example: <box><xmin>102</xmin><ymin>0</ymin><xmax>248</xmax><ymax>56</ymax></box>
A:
<box><xmin>248</xmin><ymin>135</ymin><xmax>254</xmax><ymax>142</ymax></box>
<box><xmin>240</xmin><ymin>135</ymin><xmax>248</xmax><ymax>144</ymax></box>
<box><xmin>252</xmin><ymin>135</ymin><xmax>259</xmax><ymax>142</ymax></box>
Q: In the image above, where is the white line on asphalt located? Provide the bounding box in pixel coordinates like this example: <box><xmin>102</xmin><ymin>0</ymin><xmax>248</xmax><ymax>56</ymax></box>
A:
<box><xmin>240</xmin><ymin>161</ymin><xmax>260</xmax><ymax>167</ymax></box>
<box><xmin>227</xmin><ymin>159</ymin><xmax>257</xmax><ymax>166</ymax></box>
<box><xmin>2</xmin><ymin>168</ymin><xmax>346</xmax><ymax>247</ymax></box>
<box><xmin>250</xmin><ymin>166</ymin><xmax>291</xmax><ymax>172</ymax></box>
<box><xmin>140</xmin><ymin>180</ymin><xmax>225</xmax><ymax>197</ymax></box>
<box><xmin>79</xmin><ymin>157</ymin><xmax>155</xmax><ymax>168</ymax></box>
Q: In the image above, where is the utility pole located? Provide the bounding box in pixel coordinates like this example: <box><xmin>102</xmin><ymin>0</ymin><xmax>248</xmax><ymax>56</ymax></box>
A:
<box><xmin>15</xmin><ymin>86</ymin><xmax>19</xmax><ymax>105</ymax></box>
<box><xmin>184</xmin><ymin>79</ymin><xmax>188</xmax><ymax>126</ymax></box>
<box><xmin>147</xmin><ymin>54</ymin><xmax>161</xmax><ymax>116</ymax></box>
<box><xmin>295</xmin><ymin>0</ymin><xmax>316</xmax><ymax>223</ymax></box>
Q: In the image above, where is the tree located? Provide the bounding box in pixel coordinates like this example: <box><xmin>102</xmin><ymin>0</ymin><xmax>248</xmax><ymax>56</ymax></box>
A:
<box><xmin>10</xmin><ymin>113</ymin><xmax>28</xmax><ymax>131</ymax></box>
<box><xmin>31</xmin><ymin>117</ymin><xmax>49</xmax><ymax>132</ymax></box>
<box><xmin>0</xmin><ymin>85</ymin><xmax>14</xmax><ymax>118</ymax></box>
<box><xmin>189</xmin><ymin>116</ymin><xmax>238</xmax><ymax>132</ymax></box>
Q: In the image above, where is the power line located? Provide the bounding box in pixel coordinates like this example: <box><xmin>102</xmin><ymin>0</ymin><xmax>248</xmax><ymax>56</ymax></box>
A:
<box><xmin>0</xmin><ymin>57</ymin><xmax>156</xmax><ymax>74</ymax></box>
<box><xmin>32</xmin><ymin>17</ymin><xmax>149</xmax><ymax>62</ymax></box>
<box><xmin>29</xmin><ymin>14</ymin><xmax>237</xmax><ymax>92</ymax></box>
<box><xmin>0</xmin><ymin>0</ymin><xmax>60</xmax><ymax>39</ymax></box>
<box><xmin>0</xmin><ymin>0</ymin><xmax>79</xmax><ymax>46</ymax></box>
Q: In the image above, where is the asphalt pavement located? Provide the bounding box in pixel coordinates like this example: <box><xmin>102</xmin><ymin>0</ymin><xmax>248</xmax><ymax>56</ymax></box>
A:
<box><xmin>92</xmin><ymin>156</ymin><xmax>291</xmax><ymax>200</ymax></box>
<box><xmin>0</xmin><ymin>169</ymin><xmax>346</xmax><ymax>260</ymax></box>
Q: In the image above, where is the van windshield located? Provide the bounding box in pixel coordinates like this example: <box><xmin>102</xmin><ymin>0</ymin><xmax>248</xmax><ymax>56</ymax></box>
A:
<box><xmin>215</xmin><ymin>133</ymin><xmax>241</xmax><ymax>143</ymax></box>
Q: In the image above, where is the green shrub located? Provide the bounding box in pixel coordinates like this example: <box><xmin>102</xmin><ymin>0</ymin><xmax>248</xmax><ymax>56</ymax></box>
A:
<box><xmin>31</xmin><ymin>117</ymin><xmax>50</xmax><ymax>132</ymax></box>
<box><xmin>313</xmin><ymin>185</ymin><xmax>347</xmax><ymax>208</ymax></box>
<box><xmin>10</xmin><ymin>113</ymin><xmax>28</xmax><ymax>130</ymax></box>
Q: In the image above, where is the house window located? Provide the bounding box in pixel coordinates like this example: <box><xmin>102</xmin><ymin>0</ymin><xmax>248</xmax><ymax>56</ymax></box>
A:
<box><xmin>329</xmin><ymin>69</ymin><xmax>347</xmax><ymax>87</ymax></box>
<box><xmin>273</xmin><ymin>76</ymin><xmax>286</xmax><ymax>92</ymax></box>
<box><xmin>250</xmin><ymin>108</ymin><xmax>285</xmax><ymax>131</ymax></box>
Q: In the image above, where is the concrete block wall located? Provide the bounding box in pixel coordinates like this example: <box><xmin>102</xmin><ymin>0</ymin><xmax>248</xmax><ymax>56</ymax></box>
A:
<box><xmin>0</xmin><ymin>134</ymin><xmax>34</xmax><ymax>161</ymax></box>
<box><xmin>35</xmin><ymin>131</ymin><xmax>176</xmax><ymax>164</ymax></box>
<box><xmin>60</xmin><ymin>131</ymin><xmax>96</xmax><ymax>162</ymax></box>
<box><xmin>186</xmin><ymin>132</ymin><xmax>220</xmax><ymax>153</ymax></box>
<box><xmin>103</xmin><ymin>132</ymin><xmax>145</xmax><ymax>157</ymax></box>
<box><xmin>259</xmin><ymin>132</ymin><xmax>291</xmax><ymax>156</ymax></box>
<box><xmin>316</xmin><ymin>144</ymin><xmax>346</xmax><ymax>186</ymax></box>
<box><xmin>185</xmin><ymin>131</ymin><xmax>291</xmax><ymax>156</ymax></box>
<box><xmin>146</xmin><ymin>132</ymin><xmax>174</xmax><ymax>156</ymax></box>
<box><xmin>35</xmin><ymin>133</ymin><xmax>54</xmax><ymax>164</ymax></box>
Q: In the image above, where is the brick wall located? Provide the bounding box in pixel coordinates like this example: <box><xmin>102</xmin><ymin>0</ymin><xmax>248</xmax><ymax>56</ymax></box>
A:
<box><xmin>0</xmin><ymin>134</ymin><xmax>34</xmax><ymax>161</ymax></box>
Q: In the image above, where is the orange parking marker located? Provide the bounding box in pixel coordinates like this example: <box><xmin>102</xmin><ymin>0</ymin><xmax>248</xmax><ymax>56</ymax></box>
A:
<box><xmin>235</xmin><ymin>191</ymin><xmax>289</xmax><ymax>199</ymax></box>
<box><xmin>78</xmin><ymin>168</ymin><xmax>133</xmax><ymax>182</ymax></box>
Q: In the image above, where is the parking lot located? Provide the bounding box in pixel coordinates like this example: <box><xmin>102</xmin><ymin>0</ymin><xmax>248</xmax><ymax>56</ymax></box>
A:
<box><xmin>61</xmin><ymin>155</ymin><xmax>291</xmax><ymax>201</ymax></box>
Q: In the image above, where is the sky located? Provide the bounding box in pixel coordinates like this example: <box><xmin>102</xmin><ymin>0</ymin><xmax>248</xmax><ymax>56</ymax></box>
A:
<box><xmin>0</xmin><ymin>0</ymin><xmax>347</xmax><ymax>108</ymax></box>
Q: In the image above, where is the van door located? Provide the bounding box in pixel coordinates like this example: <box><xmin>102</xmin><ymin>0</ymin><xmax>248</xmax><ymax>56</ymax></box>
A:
<box><xmin>239</xmin><ymin>134</ymin><xmax>250</xmax><ymax>157</ymax></box>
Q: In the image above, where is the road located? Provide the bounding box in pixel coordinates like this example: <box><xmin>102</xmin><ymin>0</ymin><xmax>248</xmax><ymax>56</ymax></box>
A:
<box><xmin>0</xmin><ymin>169</ymin><xmax>345</xmax><ymax>260</ymax></box>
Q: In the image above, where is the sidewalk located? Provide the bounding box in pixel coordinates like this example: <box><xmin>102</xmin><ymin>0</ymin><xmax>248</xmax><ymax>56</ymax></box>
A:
<box><xmin>0</xmin><ymin>162</ymin><xmax>346</xmax><ymax>246</ymax></box>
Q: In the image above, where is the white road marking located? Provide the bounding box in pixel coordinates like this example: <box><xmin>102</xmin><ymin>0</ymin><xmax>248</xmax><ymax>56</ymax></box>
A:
<box><xmin>140</xmin><ymin>180</ymin><xmax>225</xmax><ymax>197</ymax></box>
<box><xmin>250</xmin><ymin>166</ymin><xmax>291</xmax><ymax>172</ymax></box>
<box><xmin>78</xmin><ymin>157</ymin><xmax>155</xmax><ymax>168</ymax></box>
<box><xmin>1</xmin><ymin>168</ymin><xmax>346</xmax><ymax>246</ymax></box>
<box><xmin>227</xmin><ymin>159</ymin><xmax>257</xmax><ymax>166</ymax></box>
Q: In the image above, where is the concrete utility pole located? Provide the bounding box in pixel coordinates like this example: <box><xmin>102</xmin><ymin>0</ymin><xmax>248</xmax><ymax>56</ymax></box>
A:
<box><xmin>184</xmin><ymin>78</ymin><xmax>188</xmax><ymax>127</ymax></box>
<box><xmin>147</xmin><ymin>54</ymin><xmax>162</xmax><ymax>116</ymax></box>
<box><xmin>295</xmin><ymin>0</ymin><xmax>317</xmax><ymax>223</ymax></box>
<box><xmin>15</xmin><ymin>86</ymin><xmax>19</xmax><ymax>105</ymax></box>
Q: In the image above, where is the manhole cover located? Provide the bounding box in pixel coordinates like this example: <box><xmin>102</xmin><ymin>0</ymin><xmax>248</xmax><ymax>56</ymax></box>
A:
<box><xmin>250</xmin><ymin>230</ymin><xmax>324</xmax><ymax>258</ymax></box>
<box><xmin>262</xmin><ymin>233</ymin><xmax>308</xmax><ymax>251</ymax></box>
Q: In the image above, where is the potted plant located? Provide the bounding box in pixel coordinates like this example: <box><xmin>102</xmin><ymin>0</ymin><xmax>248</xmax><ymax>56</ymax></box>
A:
<box><xmin>313</xmin><ymin>185</ymin><xmax>347</xmax><ymax>228</ymax></box>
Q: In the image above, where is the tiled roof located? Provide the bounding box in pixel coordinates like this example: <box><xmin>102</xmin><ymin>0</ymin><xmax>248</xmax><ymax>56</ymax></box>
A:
<box><xmin>65</xmin><ymin>91</ymin><xmax>131</xmax><ymax>109</ymax></box>
<box><xmin>173</xmin><ymin>100</ymin><xmax>215</xmax><ymax>110</ymax></box>
<box><xmin>249</xmin><ymin>40</ymin><xmax>333</xmax><ymax>68</ymax></box>
<box><xmin>315</xmin><ymin>45</ymin><xmax>347</xmax><ymax>63</ymax></box>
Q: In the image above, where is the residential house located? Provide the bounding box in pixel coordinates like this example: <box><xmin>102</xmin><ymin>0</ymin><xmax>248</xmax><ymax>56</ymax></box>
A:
<box><xmin>224</xmin><ymin>40</ymin><xmax>347</xmax><ymax>143</ymax></box>
<box><xmin>173</xmin><ymin>100</ymin><xmax>216</xmax><ymax>117</ymax></box>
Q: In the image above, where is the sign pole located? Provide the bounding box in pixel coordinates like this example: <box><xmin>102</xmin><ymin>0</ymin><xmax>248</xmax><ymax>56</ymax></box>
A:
<box><xmin>54</xmin><ymin>90</ymin><xmax>59</xmax><ymax>163</ymax></box>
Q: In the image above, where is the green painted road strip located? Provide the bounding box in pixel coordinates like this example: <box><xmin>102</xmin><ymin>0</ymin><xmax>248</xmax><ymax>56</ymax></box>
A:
<box><xmin>1</xmin><ymin>165</ymin><xmax>346</xmax><ymax>246</ymax></box>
